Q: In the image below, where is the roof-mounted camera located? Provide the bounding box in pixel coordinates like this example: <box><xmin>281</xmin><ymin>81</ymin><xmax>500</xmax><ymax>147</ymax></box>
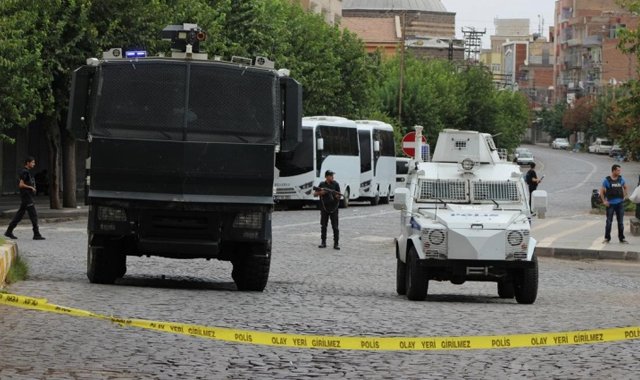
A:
<box><xmin>161</xmin><ymin>23</ymin><xmax>208</xmax><ymax>60</ymax></box>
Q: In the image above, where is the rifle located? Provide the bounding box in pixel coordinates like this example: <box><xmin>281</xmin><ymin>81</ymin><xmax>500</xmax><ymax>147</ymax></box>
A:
<box><xmin>313</xmin><ymin>186</ymin><xmax>343</xmax><ymax>198</ymax></box>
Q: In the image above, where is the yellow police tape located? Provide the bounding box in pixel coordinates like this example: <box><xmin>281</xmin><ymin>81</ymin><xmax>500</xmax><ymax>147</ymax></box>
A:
<box><xmin>1</xmin><ymin>292</ymin><xmax>639</xmax><ymax>351</ymax></box>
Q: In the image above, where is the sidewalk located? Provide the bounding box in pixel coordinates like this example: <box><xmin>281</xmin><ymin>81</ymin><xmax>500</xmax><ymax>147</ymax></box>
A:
<box><xmin>0</xmin><ymin>194</ymin><xmax>87</xmax><ymax>220</ymax></box>
<box><xmin>532</xmin><ymin>213</ymin><xmax>640</xmax><ymax>261</ymax></box>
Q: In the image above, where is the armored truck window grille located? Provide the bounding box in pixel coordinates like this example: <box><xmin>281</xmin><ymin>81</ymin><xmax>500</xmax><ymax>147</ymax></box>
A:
<box><xmin>93</xmin><ymin>62</ymin><xmax>186</xmax><ymax>140</ymax></box>
<box><xmin>418</xmin><ymin>180</ymin><xmax>467</xmax><ymax>202</ymax></box>
<box><xmin>454</xmin><ymin>140</ymin><xmax>467</xmax><ymax>149</ymax></box>
<box><xmin>471</xmin><ymin>181</ymin><xmax>520</xmax><ymax>202</ymax></box>
<box><xmin>91</xmin><ymin>62</ymin><xmax>279</xmax><ymax>143</ymax></box>
<box><xmin>188</xmin><ymin>64</ymin><xmax>278</xmax><ymax>143</ymax></box>
<box><xmin>485</xmin><ymin>136</ymin><xmax>497</xmax><ymax>151</ymax></box>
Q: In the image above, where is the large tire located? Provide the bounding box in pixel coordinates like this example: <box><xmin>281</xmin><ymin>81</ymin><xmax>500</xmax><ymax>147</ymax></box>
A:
<box><xmin>497</xmin><ymin>279</ymin><xmax>515</xmax><ymax>299</ymax></box>
<box><xmin>232</xmin><ymin>245</ymin><xmax>271</xmax><ymax>291</ymax></box>
<box><xmin>370</xmin><ymin>192</ymin><xmax>380</xmax><ymax>206</ymax></box>
<box><xmin>405</xmin><ymin>246</ymin><xmax>427</xmax><ymax>301</ymax></box>
<box><xmin>514</xmin><ymin>255</ymin><xmax>538</xmax><ymax>304</ymax></box>
<box><xmin>87</xmin><ymin>236</ymin><xmax>126</xmax><ymax>284</ymax></box>
<box><xmin>380</xmin><ymin>186</ymin><xmax>391</xmax><ymax>205</ymax></box>
<box><xmin>340</xmin><ymin>188</ymin><xmax>350</xmax><ymax>209</ymax></box>
<box><xmin>396</xmin><ymin>257</ymin><xmax>407</xmax><ymax>295</ymax></box>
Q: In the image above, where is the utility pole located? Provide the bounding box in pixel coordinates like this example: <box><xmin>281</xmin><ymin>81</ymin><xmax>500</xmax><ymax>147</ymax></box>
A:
<box><xmin>398</xmin><ymin>11</ymin><xmax>407</xmax><ymax>127</ymax></box>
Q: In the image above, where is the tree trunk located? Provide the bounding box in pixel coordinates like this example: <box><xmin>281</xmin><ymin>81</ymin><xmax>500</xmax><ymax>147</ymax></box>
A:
<box><xmin>44</xmin><ymin>115</ymin><xmax>62</xmax><ymax>209</ymax></box>
<box><xmin>62</xmin><ymin>129</ymin><xmax>77</xmax><ymax>208</ymax></box>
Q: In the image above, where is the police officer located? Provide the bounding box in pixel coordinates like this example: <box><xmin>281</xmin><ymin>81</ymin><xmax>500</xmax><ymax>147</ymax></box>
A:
<box><xmin>314</xmin><ymin>170</ymin><xmax>341</xmax><ymax>250</ymax></box>
<box><xmin>4</xmin><ymin>156</ymin><xmax>45</xmax><ymax>240</ymax></box>
<box><xmin>600</xmin><ymin>164</ymin><xmax>629</xmax><ymax>244</ymax></box>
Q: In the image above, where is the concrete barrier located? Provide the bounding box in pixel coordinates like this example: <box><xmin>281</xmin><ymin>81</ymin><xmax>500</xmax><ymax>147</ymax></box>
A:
<box><xmin>0</xmin><ymin>241</ymin><xmax>18</xmax><ymax>288</ymax></box>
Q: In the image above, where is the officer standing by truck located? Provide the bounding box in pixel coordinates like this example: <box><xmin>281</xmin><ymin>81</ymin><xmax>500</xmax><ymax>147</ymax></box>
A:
<box><xmin>314</xmin><ymin>170</ymin><xmax>341</xmax><ymax>250</ymax></box>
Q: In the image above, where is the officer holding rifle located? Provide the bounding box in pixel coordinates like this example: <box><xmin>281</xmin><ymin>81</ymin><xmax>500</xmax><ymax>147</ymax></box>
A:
<box><xmin>313</xmin><ymin>170</ymin><xmax>341</xmax><ymax>250</ymax></box>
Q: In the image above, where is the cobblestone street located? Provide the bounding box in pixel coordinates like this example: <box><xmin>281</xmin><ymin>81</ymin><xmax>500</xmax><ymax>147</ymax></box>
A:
<box><xmin>1</xmin><ymin>205</ymin><xmax>640</xmax><ymax>379</ymax></box>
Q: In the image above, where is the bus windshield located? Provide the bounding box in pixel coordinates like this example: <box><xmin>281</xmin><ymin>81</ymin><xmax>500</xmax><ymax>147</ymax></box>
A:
<box><xmin>276</xmin><ymin>129</ymin><xmax>313</xmax><ymax>177</ymax></box>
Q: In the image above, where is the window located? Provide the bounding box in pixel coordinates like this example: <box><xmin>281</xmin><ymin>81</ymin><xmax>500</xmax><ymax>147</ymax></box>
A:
<box><xmin>318</xmin><ymin>126</ymin><xmax>359</xmax><ymax>156</ymax></box>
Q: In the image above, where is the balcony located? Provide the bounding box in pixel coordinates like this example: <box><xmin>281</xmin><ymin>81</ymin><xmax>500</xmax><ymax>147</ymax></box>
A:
<box><xmin>583</xmin><ymin>35</ymin><xmax>603</xmax><ymax>47</ymax></box>
<box><xmin>567</xmin><ymin>38</ymin><xmax>582</xmax><ymax>47</ymax></box>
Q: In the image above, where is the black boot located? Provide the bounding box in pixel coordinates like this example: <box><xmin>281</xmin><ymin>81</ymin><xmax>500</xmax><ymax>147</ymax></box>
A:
<box><xmin>33</xmin><ymin>226</ymin><xmax>45</xmax><ymax>240</ymax></box>
<box><xmin>33</xmin><ymin>234</ymin><xmax>45</xmax><ymax>240</ymax></box>
<box><xmin>318</xmin><ymin>240</ymin><xmax>327</xmax><ymax>248</ymax></box>
<box><xmin>333</xmin><ymin>242</ymin><xmax>340</xmax><ymax>250</ymax></box>
<box><xmin>4</xmin><ymin>229</ymin><xmax>17</xmax><ymax>240</ymax></box>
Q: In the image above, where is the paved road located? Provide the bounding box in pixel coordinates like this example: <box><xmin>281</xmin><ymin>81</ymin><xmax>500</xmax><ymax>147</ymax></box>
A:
<box><xmin>2</xmin><ymin>204</ymin><xmax>640</xmax><ymax>379</ymax></box>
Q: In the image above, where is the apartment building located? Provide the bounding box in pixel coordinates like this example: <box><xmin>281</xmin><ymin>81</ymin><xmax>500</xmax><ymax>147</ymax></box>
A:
<box><xmin>341</xmin><ymin>0</ymin><xmax>460</xmax><ymax>59</ymax></box>
<box><xmin>554</xmin><ymin>0</ymin><xmax>638</xmax><ymax>103</ymax></box>
<box><xmin>295</xmin><ymin>0</ymin><xmax>343</xmax><ymax>24</ymax></box>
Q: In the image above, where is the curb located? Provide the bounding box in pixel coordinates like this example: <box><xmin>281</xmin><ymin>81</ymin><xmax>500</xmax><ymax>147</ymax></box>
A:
<box><xmin>536</xmin><ymin>246</ymin><xmax>640</xmax><ymax>261</ymax></box>
<box><xmin>0</xmin><ymin>241</ymin><xmax>18</xmax><ymax>288</ymax></box>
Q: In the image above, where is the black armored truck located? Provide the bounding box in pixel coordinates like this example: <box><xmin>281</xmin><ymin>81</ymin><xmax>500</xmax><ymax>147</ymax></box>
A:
<box><xmin>66</xmin><ymin>24</ymin><xmax>302</xmax><ymax>290</ymax></box>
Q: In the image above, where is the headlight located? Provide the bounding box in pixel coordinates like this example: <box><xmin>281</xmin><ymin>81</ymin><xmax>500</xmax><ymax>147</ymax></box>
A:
<box><xmin>461</xmin><ymin>158</ymin><xmax>475</xmax><ymax>171</ymax></box>
<box><xmin>233</xmin><ymin>212</ymin><xmax>263</xmax><ymax>229</ymax></box>
<box><xmin>507</xmin><ymin>230</ymin><xmax>524</xmax><ymax>246</ymax></box>
<box><xmin>299</xmin><ymin>181</ymin><xmax>314</xmax><ymax>190</ymax></box>
<box><xmin>506</xmin><ymin>230</ymin><xmax>529</xmax><ymax>259</ymax></box>
<box><xmin>421</xmin><ymin>228</ymin><xmax>448</xmax><ymax>258</ymax></box>
<box><xmin>97</xmin><ymin>206</ymin><xmax>127</xmax><ymax>222</ymax></box>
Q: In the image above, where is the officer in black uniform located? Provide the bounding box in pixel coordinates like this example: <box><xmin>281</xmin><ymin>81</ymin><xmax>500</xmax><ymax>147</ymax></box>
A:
<box><xmin>4</xmin><ymin>156</ymin><xmax>45</xmax><ymax>240</ymax></box>
<box><xmin>314</xmin><ymin>170</ymin><xmax>341</xmax><ymax>250</ymax></box>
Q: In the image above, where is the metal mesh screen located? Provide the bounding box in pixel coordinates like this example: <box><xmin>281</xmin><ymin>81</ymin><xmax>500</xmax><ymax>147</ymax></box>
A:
<box><xmin>93</xmin><ymin>62</ymin><xmax>186</xmax><ymax>140</ymax></box>
<box><xmin>472</xmin><ymin>181</ymin><xmax>520</xmax><ymax>202</ymax></box>
<box><xmin>188</xmin><ymin>64</ymin><xmax>278</xmax><ymax>143</ymax></box>
<box><xmin>92</xmin><ymin>61</ymin><xmax>279</xmax><ymax>143</ymax></box>
<box><xmin>418</xmin><ymin>180</ymin><xmax>467</xmax><ymax>202</ymax></box>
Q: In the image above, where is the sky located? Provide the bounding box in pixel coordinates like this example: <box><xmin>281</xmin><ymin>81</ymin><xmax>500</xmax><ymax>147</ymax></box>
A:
<box><xmin>441</xmin><ymin>0</ymin><xmax>556</xmax><ymax>48</ymax></box>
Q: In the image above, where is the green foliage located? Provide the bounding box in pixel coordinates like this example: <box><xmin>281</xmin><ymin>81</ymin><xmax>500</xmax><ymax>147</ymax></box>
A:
<box><xmin>537</xmin><ymin>103</ymin><xmax>567</xmax><ymax>138</ymax></box>
<box><xmin>6</xmin><ymin>254</ymin><xmax>28</xmax><ymax>284</ymax></box>
<box><xmin>375</xmin><ymin>55</ymin><xmax>529</xmax><ymax>151</ymax></box>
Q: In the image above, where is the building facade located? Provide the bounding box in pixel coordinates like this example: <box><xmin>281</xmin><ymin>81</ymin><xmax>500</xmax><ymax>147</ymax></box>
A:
<box><xmin>554</xmin><ymin>0</ymin><xmax>638</xmax><ymax>103</ymax></box>
<box><xmin>295</xmin><ymin>0</ymin><xmax>343</xmax><ymax>24</ymax></box>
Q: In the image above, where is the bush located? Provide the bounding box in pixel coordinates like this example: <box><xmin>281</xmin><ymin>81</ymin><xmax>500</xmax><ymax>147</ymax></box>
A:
<box><xmin>6</xmin><ymin>255</ymin><xmax>28</xmax><ymax>284</ymax></box>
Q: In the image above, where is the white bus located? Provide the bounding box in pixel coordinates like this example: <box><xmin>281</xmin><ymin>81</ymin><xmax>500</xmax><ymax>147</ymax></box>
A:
<box><xmin>275</xmin><ymin>116</ymin><xmax>361</xmax><ymax>208</ymax></box>
<box><xmin>355</xmin><ymin>120</ymin><xmax>396</xmax><ymax>205</ymax></box>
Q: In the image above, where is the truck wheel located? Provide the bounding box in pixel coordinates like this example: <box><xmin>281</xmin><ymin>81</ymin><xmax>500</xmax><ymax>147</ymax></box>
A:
<box><xmin>405</xmin><ymin>246</ymin><xmax>427</xmax><ymax>301</ymax></box>
<box><xmin>340</xmin><ymin>188</ymin><xmax>350</xmax><ymax>208</ymax></box>
<box><xmin>380</xmin><ymin>186</ymin><xmax>391</xmax><ymax>204</ymax></box>
<box><xmin>87</xmin><ymin>237</ymin><xmax>126</xmax><ymax>284</ymax></box>
<box><xmin>232</xmin><ymin>246</ymin><xmax>271</xmax><ymax>291</ymax></box>
<box><xmin>514</xmin><ymin>255</ymin><xmax>538</xmax><ymax>304</ymax></box>
<box><xmin>396</xmin><ymin>257</ymin><xmax>407</xmax><ymax>295</ymax></box>
<box><xmin>497</xmin><ymin>279</ymin><xmax>515</xmax><ymax>299</ymax></box>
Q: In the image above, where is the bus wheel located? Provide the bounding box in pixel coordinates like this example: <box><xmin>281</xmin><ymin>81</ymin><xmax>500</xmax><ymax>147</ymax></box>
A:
<box><xmin>380</xmin><ymin>186</ymin><xmax>391</xmax><ymax>204</ymax></box>
<box><xmin>370</xmin><ymin>192</ymin><xmax>380</xmax><ymax>206</ymax></box>
<box><xmin>340</xmin><ymin>188</ymin><xmax>350</xmax><ymax>208</ymax></box>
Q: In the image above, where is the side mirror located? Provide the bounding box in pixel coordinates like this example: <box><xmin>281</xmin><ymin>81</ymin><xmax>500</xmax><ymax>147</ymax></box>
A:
<box><xmin>66</xmin><ymin>65</ymin><xmax>96</xmax><ymax>141</ymax></box>
<box><xmin>393</xmin><ymin>187</ymin><xmax>410</xmax><ymax>210</ymax></box>
<box><xmin>373</xmin><ymin>140</ymin><xmax>381</xmax><ymax>152</ymax></box>
<box><xmin>280</xmin><ymin>77</ymin><xmax>302</xmax><ymax>153</ymax></box>
<box><xmin>317</xmin><ymin>138</ymin><xmax>324</xmax><ymax>151</ymax></box>
<box><xmin>531</xmin><ymin>190</ymin><xmax>548</xmax><ymax>218</ymax></box>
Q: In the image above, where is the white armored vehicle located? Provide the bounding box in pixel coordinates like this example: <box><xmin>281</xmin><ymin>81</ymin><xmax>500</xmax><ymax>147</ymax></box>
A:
<box><xmin>393</xmin><ymin>127</ymin><xmax>547</xmax><ymax>304</ymax></box>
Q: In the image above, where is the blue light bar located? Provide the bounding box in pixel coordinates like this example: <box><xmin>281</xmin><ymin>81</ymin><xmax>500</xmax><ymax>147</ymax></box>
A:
<box><xmin>125</xmin><ymin>50</ymin><xmax>147</xmax><ymax>58</ymax></box>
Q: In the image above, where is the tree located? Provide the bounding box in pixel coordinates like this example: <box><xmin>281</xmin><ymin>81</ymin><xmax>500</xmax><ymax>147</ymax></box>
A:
<box><xmin>537</xmin><ymin>103</ymin><xmax>567</xmax><ymax>139</ymax></box>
